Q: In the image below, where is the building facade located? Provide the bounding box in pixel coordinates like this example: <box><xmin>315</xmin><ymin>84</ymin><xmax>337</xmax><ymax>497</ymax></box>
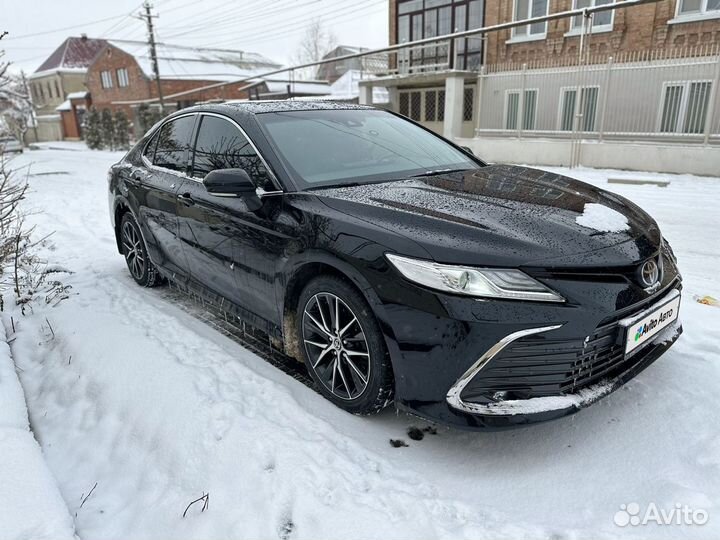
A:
<box><xmin>317</xmin><ymin>46</ymin><xmax>371</xmax><ymax>83</ymax></box>
<box><xmin>363</xmin><ymin>0</ymin><xmax>720</xmax><ymax>174</ymax></box>
<box><xmin>485</xmin><ymin>0</ymin><xmax>720</xmax><ymax>64</ymax></box>
<box><xmin>28</xmin><ymin>36</ymin><xmax>107</xmax><ymax>141</ymax></box>
<box><xmin>86</xmin><ymin>41</ymin><xmax>283</xmax><ymax>117</ymax></box>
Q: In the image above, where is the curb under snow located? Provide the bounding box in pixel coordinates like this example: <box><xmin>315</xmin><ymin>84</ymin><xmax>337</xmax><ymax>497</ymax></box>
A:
<box><xmin>0</xmin><ymin>315</ymin><xmax>77</xmax><ymax>540</ymax></box>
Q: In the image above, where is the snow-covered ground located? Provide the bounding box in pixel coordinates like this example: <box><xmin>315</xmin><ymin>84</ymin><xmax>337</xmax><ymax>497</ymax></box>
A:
<box><xmin>0</xmin><ymin>307</ymin><xmax>76</xmax><ymax>539</ymax></box>
<box><xmin>2</xmin><ymin>142</ymin><xmax>720</xmax><ymax>540</ymax></box>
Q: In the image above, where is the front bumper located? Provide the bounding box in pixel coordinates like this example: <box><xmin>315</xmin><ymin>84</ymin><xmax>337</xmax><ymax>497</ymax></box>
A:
<box><xmin>370</xmin><ymin>255</ymin><xmax>683</xmax><ymax>430</ymax></box>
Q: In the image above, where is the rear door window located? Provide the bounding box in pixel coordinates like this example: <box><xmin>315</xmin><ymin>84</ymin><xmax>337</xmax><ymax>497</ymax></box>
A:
<box><xmin>191</xmin><ymin>115</ymin><xmax>275</xmax><ymax>191</ymax></box>
<box><xmin>153</xmin><ymin>115</ymin><xmax>196</xmax><ymax>173</ymax></box>
<box><xmin>142</xmin><ymin>131</ymin><xmax>159</xmax><ymax>162</ymax></box>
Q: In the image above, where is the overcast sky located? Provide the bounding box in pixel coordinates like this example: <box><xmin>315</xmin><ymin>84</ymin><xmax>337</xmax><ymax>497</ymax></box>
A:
<box><xmin>1</xmin><ymin>0</ymin><xmax>389</xmax><ymax>73</ymax></box>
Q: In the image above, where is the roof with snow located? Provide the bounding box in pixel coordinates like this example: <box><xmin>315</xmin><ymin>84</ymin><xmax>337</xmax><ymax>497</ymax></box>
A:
<box><xmin>329</xmin><ymin>71</ymin><xmax>389</xmax><ymax>102</ymax></box>
<box><xmin>106</xmin><ymin>40</ymin><xmax>282</xmax><ymax>82</ymax></box>
<box><xmin>322</xmin><ymin>45</ymin><xmax>370</xmax><ymax>59</ymax></box>
<box><xmin>55</xmin><ymin>100</ymin><xmax>72</xmax><ymax>112</ymax></box>
<box><xmin>256</xmin><ymin>79</ymin><xmax>330</xmax><ymax>97</ymax></box>
<box><xmin>34</xmin><ymin>36</ymin><xmax>107</xmax><ymax>74</ymax></box>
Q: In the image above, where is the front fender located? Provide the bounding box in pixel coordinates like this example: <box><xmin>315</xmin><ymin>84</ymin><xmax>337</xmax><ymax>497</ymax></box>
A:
<box><xmin>277</xmin><ymin>248</ymin><xmax>405</xmax><ymax>385</ymax></box>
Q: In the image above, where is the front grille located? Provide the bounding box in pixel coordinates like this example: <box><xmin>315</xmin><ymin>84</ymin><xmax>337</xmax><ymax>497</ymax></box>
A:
<box><xmin>460</xmin><ymin>283</ymin><xmax>681</xmax><ymax>403</ymax></box>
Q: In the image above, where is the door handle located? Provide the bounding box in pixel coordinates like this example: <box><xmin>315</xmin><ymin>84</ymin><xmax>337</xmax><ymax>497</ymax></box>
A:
<box><xmin>178</xmin><ymin>192</ymin><xmax>195</xmax><ymax>206</ymax></box>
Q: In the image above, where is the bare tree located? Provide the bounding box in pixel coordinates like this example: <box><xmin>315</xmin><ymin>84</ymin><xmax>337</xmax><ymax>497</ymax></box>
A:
<box><xmin>291</xmin><ymin>19</ymin><xmax>337</xmax><ymax>80</ymax></box>
<box><xmin>0</xmin><ymin>32</ymin><xmax>35</xmax><ymax>145</ymax></box>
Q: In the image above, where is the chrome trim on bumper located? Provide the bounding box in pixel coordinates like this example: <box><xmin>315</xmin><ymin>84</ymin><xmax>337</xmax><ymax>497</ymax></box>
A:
<box><xmin>445</xmin><ymin>324</ymin><xmax>563</xmax><ymax>415</ymax></box>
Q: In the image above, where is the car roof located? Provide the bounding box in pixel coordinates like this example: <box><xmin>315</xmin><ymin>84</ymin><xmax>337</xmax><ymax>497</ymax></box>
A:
<box><xmin>169</xmin><ymin>100</ymin><xmax>376</xmax><ymax>124</ymax></box>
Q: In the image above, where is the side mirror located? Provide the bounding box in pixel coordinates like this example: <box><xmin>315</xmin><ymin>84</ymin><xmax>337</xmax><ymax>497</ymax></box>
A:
<box><xmin>460</xmin><ymin>145</ymin><xmax>475</xmax><ymax>156</ymax></box>
<box><xmin>203</xmin><ymin>168</ymin><xmax>262</xmax><ymax>211</ymax></box>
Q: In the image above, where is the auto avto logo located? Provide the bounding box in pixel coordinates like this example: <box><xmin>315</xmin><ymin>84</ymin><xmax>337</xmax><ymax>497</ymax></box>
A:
<box><xmin>634</xmin><ymin>306</ymin><xmax>675</xmax><ymax>341</ymax></box>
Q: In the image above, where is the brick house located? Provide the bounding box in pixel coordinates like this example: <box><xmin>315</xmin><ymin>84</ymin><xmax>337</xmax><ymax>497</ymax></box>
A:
<box><xmin>484</xmin><ymin>0</ymin><xmax>720</xmax><ymax>64</ymax></box>
<box><xmin>360</xmin><ymin>0</ymin><xmax>720</xmax><ymax>174</ymax></box>
<box><xmin>373</xmin><ymin>0</ymin><xmax>720</xmax><ymax>137</ymax></box>
<box><xmin>85</xmin><ymin>40</ymin><xmax>330</xmax><ymax>137</ymax></box>
<box><xmin>27</xmin><ymin>35</ymin><xmax>106</xmax><ymax>141</ymax></box>
<box><xmin>86</xmin><ymin>40</ymin><xmax>281</xmax><ymax>116</ymax></box>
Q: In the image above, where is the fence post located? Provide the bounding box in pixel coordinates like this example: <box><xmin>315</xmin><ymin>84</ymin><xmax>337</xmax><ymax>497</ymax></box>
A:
<box><xmin>703</xmin><ymin>50</ymin><xmax>720</xmax><ymax>146</ymax></box>
<box><xmin>518</xmin><ymin>63</ymin><xmax>527</xmax><ymax>139</ymax></box>
<box><xmin>359</xmin><ymin>82</ymin><xmax>374</xmax><ymax>106</ymax></box>
<box><xmin>448</xmin><ymin>38</ymin><xmax>456</xmax><ymax>70</ymax></box>
<box><xmin>443</xmin><ymin>72</ymin><xmax>465</xmax><ymax>139</ymax></box>
<box><xmin>598</xmin><ymin>56</ymin><xmax>614</xmax><ymax>142</ymax></box>
<box><xmin>475</xmin><ymin>65</ymin><xmax>486</xmax><ymax>134</ymax></box>
<box><xmin>571</xmin><ymin>9</ymin><xmax>591</xmax><ymax>168</ymax></box>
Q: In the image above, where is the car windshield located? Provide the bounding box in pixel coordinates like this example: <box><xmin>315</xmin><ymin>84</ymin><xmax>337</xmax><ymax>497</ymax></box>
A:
<box><xmin>257</xmin><ymin>109</ymin><xmax>481</xmax><ymax>189</ymax></box>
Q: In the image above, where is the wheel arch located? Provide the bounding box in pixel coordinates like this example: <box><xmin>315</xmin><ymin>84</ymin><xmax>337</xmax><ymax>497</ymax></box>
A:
<box><xmin>113</xmin><ymin>200</ymin><xmax>132</xmax><ymax>254</ymax></box>
<box><xmin>280</xmin><ymin>252</ymin><xmax>399</xmax><ymax>366</ymax></box>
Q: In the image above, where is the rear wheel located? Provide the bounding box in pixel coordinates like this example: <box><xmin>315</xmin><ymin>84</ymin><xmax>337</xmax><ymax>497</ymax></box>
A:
<box><xmin>297</xmin><ymin>275</ymin><xmax>393</xmax><ymax>415</ymax></box>
<box><xmin>120</xmin><ymin>212</ymin><xmax>162</xmax><ymax>288</ymax></box>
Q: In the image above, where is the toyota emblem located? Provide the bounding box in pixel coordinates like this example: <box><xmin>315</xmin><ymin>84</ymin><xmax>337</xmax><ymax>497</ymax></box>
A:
<box><xmin>639</xmin><ymin>259</ymin><xmax>660</xmax><ymax>288</ymax></box>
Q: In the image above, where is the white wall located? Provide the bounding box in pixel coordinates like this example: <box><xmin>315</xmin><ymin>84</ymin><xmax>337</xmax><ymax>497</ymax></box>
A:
<box><xmin>455</xmin><ymin>136</ymin><xmax>720</xmax><ymax>177</ymax></box>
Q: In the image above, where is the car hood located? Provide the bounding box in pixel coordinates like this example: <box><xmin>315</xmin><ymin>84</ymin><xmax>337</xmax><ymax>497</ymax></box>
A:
<box><xmin>310</xmin><ymin>164</ymin><xmax>661</xmax><ymax>268</ymax></box>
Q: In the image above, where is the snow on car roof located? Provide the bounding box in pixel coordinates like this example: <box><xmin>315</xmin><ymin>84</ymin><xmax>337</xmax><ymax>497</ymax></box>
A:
<box><xmin>219</xmin><ymin>100</ymin><xmax>374</xmax><ymax>114</ymax></box>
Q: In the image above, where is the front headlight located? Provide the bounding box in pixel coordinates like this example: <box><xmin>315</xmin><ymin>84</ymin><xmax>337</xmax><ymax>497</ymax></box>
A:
<box><xmin>386</xmin><ymin>253</ymin><xmax>565</xmax><ymax>303</ymax></box>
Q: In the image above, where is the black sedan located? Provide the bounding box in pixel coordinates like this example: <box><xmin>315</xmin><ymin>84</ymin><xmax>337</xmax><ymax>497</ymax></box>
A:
<box><xmin>108</xmin><ymin>102</ymin><xmax>682</xmax><ymax>429</ymax></box>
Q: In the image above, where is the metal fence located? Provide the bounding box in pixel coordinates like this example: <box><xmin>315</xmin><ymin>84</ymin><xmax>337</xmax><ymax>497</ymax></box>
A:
<box><xmin>475</xmin><ymin>44</ymin><xmax>720</xmax><ymax>149</ymax></box>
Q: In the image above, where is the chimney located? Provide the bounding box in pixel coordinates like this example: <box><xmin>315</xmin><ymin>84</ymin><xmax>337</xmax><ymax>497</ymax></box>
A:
<box><xmin>81</xmin><ymin>33</ymin><xmax>88</xmax><ymax>40</ymax></box>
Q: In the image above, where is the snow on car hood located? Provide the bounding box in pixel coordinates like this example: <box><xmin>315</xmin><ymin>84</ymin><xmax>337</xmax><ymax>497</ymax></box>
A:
<box><xmin>312</xmin><ymin>164</ymin><xmax>661</xmax><ymax>268</ymax></box>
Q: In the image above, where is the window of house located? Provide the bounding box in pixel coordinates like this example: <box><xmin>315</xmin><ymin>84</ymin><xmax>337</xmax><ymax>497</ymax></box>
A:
<box><xmin>396</xmin><ymin>0</ymin><xmax>484</xmax><ymax>71</ymax></box>
<box><xmin>46</xmin><ymin>82</ymin><xmax>53</xmax><ymax>99</ymax></box>
<box><xmin>512</xmin><ymin>0</ymin><xmax>549</xmax><ymax>39</ymax></box>
<box><xmin>425</xmin><ymin>90</ymin><xmax>438</xmax><ymax>121</ymax></box>
<box><xmin>677</xmin><ymin>0</ymin><xmax>720</xmax><ymax>16</ymax></box>
<box><xmin>659</xmin><ymin>81</ymin><xmax>712</xmax><ymax>134</ymax></box>
<box><xmin>192</xmin><ymin>115</ymin><xmax>274</xmax><ymax>190</ymax></box>
<box><xmin>463</xmin><ymin>87</ymin><xmax>474</xmax><ymax>121</ymax></box>
<box><xmin>399</xmin><ymin>92</ymin><xmax>410</xmax><ymax>116</ymax></box>
<box><xmin>409</xmin><ymin>91</ymin><xmax>422</xmax><ymax>121</ymax></box>
<box><xmin>117</xmin><ymin>68</ymin><xmax>129</xmax><ymax>88</ymax></box>
<box><xmin>54</xmin><ymin>80</ymin><xmax>61</xmax><ymax>98</ymax></box>
<box><xmin>571</xmin><ymin>0</ymin><xmax>614</xmax><ymax>31</ymax></box>
<box><xmin>560</xmin><ymin>87</ymin><xmax>599</xmax><ymax>131</ymax></box>
<box><xmin>100</xmin><ymin>70</ymin><xmax>113</xmax><ymax>89</ymax></box>
<box><xmin>402</xmin><ymin>88</ymin><xmax>447</xmax><ymax>122</ymax></box>
<box><xmin>153</xmin><ymin>115</ymin><xmax>195</xmax><ymax>172</ymax></box>
<box><xmin>505</xmin><ymin>89</ymin><xmax>538</xmax><ymax>130</ymax></box>
<box><xmin>38</xmin><ymin>84</ymin><xmax>45</xmax><ymax>100</ymax></box>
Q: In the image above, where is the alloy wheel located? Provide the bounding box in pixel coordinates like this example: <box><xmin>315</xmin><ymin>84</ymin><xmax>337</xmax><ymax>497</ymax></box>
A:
<box><xmin>122</xmin><ymin>220</ymin><xmax>146</xmax><ymax>281</ymax></box>
<box><xmin>302</xmin><ymin>292</ymin><xmax>371</xmax><ymax>400</ymax></box>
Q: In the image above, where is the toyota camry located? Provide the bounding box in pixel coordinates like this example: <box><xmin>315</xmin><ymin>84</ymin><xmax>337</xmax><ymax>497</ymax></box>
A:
<box><xmin>108</xmin><ymin>102</ymin><xmax>682</xmax><ymax>429</ymax></box>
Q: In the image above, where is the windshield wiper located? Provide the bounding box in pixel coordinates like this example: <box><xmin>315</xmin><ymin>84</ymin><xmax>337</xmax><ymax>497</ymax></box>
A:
<box><xmin>412</xmin><ymin>168</ymin><xmax>472</xmax><ymax>177</ymax></box>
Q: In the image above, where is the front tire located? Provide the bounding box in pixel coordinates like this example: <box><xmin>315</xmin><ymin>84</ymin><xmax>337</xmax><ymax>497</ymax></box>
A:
<box><xmin>297</xmin><ymin>275</ymin><xmax>394</xmax><ymax>415</ymax></box>
<box><xmin>120</xmin><ymin>212</ymin><xmax>162</xmax><ymax>288</ymax></box>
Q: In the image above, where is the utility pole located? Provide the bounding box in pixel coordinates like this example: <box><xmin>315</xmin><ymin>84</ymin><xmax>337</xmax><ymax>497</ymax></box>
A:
<box><xmin>138</xmin><ymin>1</ymin><xmax>165</xmax><ymax>114</ymax></box>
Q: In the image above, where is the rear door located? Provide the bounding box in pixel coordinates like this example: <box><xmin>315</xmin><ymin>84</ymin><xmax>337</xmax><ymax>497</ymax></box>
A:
<box><xmin>134</xmin><ymin>114</ymin><xmax>196</xmax><ymax>279</ymax></box>
<box><xmin>176</xmin><ymin>113</ymin><xmax>286</xmax><ymax>324</ymax></box>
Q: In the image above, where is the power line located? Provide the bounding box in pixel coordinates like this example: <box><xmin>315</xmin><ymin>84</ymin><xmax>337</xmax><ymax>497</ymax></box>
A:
<box><xmin>4</xmin><ymin>12</ymin><xmax>132</xmax><ymax>41</ymax></box>
<box><xmin>201</xmin><ymin>0</ymin><xmax>385</xmax><ymax>49</ymax></box>
<box><xmin>159</xmin><ymin>0</ymin><xmax>312</xmax><ymax>36</ymax></box>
